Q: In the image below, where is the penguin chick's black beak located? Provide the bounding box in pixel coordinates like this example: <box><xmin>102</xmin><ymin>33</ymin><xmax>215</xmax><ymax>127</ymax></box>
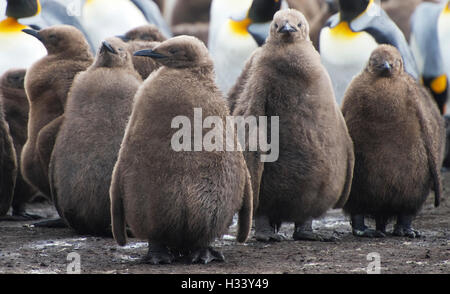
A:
<box><xmin>22</xmin><ymin>29</ymin><xmax>43</xmax><ymax>42</ymax></box>
<box><xmin>379</xmin><ymin>61</ymin><xmax>392</xmax><ymax>75</ymax></box>
<box><xmin>134</xmin><ymin>49</ymin><xmax>167</xmax><ymax>59</ymax></box>
<box><xmin>102</xmin><ymin>41</ymin><xmax>117</xmax><ymax>54</ymax></box>
<box><xmin>278</xmin><ymin>23</ymin><xmax>298</xmax><ymax>34</ymax></box>
<box><xmin>116</xmin><ymin>35</ymin><xmax>130</xmax><ymax>42</ymax></box>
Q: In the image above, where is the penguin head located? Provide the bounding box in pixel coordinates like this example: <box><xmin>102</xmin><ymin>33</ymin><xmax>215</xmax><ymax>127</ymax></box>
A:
<box><xmin>268</xmin><ymin>9</ymin><xmax>310</xmax><ymax>44</ymax></box>
<box><xmin>95</xmin><ymin>37</ymin><xmax>132</xmax><ymax>68</ymax></box>
<box><xmin>3</xmin><ymin>69</ymin><xmax>26</xmax><ymax>90</ymax></box>
<box><xmin>134</xmin><ymin>35</ymin><xmax>212</xmax><ymax>69</ymax></box>
<box><xmin>22</xmin><ymin>25</ymin><xmax>91</xmax><ymax>56</ymax></box>
<box><xmin>338</xmin><ymin>0</ymin><xmax>372</xmax><ymax>22</ymax></box>
<box><xmin>366</xmin><ymin>45</ymin><xmax>403</xmax><ymax>77</ymax></box>
<box><xmin>6</xmin><ymin>0</ymin><xmax>41</xmax><ymax>19</ymax></box>
<box><xmin>118</xmin><ymin>25</ymin><xmax>167</xmax><ymax>43</ymax></box>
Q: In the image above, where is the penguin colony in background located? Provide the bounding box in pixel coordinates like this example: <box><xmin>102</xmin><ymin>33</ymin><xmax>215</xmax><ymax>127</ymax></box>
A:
<box><xmin>0</xmin><ymin>0</ymin><xmax>449</xmax><ymax>265</ymax></box>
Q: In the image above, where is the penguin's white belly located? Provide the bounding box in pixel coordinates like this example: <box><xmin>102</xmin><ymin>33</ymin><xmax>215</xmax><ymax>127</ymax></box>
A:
<box><xmin>82</xmin><ymin>0</ymin><xmax>148</xmax><ymax>49</ymax></box>
<box><xmin>320</xmin><ymin>27</ymin><xmax>379</xmax><ymax>104</ymax></box>
<box><xmin>438</xmin><ymin>11</ymin><xmax>450</xmax><ymax>85</ymax></box>
<box><xmin>208</xmin><ymin>0</ymin><xmax>252</xmax><ymax>52</ymax></box>
<box><xmin>212</xmin><ymin>24</ymin><xmax>257</xmax><ymax>95</ymax></box>
<box><xmin>0</xmin><ymin>33</ymin><xmax>47</xmax><ymax>76</ymax></box>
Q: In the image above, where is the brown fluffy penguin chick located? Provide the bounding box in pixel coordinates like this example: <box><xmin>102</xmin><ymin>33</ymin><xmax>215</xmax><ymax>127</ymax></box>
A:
<box><xmin>110</xmin><ymin>35</ymin><xmax>253</xmax><ymax>264</ymax></box>
<box><xmin>119</xmin><ymin>25</ymin><xmax>166</xmax><ymax>80</ymax></box>
<box><xmin>171</xmin><ymin>0</ymin><xmax>211</xmax><ymax>26</ymax></box>
<box><xmin>0</xmin><ymin>69</ymin><xmax>39</xmax><ymax>220</ymax></box>
<box><xmin>233</xmin><ymin>9</ymin><xmax>354</xmax><ymax>242</ymax></box>
<box><xmin>342</xmin><ymin>44</ymin><xmax>444</xmax><ymax>239</ymax></box>
<box><xmin>0</xmin><ymin>80</ymin><xmax>17</xmax><ymax>217</ymax></box>
<box><xmin>21</xmin><ymin>25</ymin><xmax>93</xmax><ymax>198</ymax></box>
<box><xmin>49</xmin><ymin>38</ymin><xmax>142</xmax><ymax>236</ymax></box>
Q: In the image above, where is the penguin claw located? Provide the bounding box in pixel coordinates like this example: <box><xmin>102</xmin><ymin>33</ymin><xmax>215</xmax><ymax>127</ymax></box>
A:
<box><xmin>352</xmin><ymin>228</ymin><xmax>386</xmax><ymax>238</ymax></box>
<box><xmin>255</xmin><ymin>232</ymin><xmax>286</xmax><ymax>242</ymax></box>
<box><xmin>188</xmin><ymin>247</ymin><xmax>224</xmax><ymax>264</ymax></box>
<box><xmin>142</xmin><ymin>245</ymin><xmax>174</xmax><ymax>265</ymax></box>
<box><xmin>393</xmin><ymin>226</ymin><xmax>421</xmax><ymax>239</ymax></box>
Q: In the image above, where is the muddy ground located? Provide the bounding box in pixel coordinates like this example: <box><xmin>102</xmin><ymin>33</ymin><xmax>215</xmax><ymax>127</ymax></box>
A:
<box><xmin>1</xmin><ymin>174</ymin><xmax>449</xmax><ymax>275</ymax></box>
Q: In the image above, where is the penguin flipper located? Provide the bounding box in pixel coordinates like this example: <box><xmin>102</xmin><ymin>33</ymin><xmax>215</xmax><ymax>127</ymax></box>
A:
<box><xmin>110</xmin><ymin>162</ymin><xmax>127</xmax><ymax>246</ymax></box>
<box><xmin>0</xmin><ymin>122</ymin><xmax>17</xmax><ymax>216</ymax></box>
<box><xmin>237</xmin><ymin>168</ymin><xmax>253</xmax><ymax>243</ymax></box>
<box><xmin>415</xmin><ymin>87</ymin><xmax>445</xmax><ymax>207</ymax></box>
<box><xmin>130</xmin><ymin>0</ymin><xmax>172</xmax><ymax>38</ymax></box>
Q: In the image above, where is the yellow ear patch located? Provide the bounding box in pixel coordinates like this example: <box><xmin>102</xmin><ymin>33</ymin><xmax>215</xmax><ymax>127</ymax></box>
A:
<box><xmin>444</xmin><ymin>2</ymin><xmax>450</xmax><ymax>14</ymax></box>
<box><xmin>0</xmin><ymin>17</ymin><xmax>27</xmax><ymax>33</ymax></box>
<box><xmin>330</xmin><ymin>21</ymin><xmax>362</xmax><ymax>39</ymax></box>
<box><xmin>229</xmin><ymin>18</ymin><xmax>252</xmax><ymax>36</ymax></box>
<box><xmin>36</xmin><ymin>0</ymin><xmax>42</xmax><ymax>15</ymax></box>
<box><xmin>431</xmin><ymin>74</ymin><xmax>448</xmax><ymax>94</ymax></box>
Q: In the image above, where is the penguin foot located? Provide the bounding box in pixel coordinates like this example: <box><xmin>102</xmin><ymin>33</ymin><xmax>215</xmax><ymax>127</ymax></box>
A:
<box><xmin>32</xmin><ymin>218</ymin><xmax>67</xmax><ymax>228</ymax></box>
<box><xmin>0</xmin><ymin>213</ymin><xmax>42</xmax><ymax>221</ymax></box>
<box><xmin>255</xmin><ymin>231</ymin><xmax>286</xmax><ymax>242</ymax></box>
<box><xmin>188</xmin><ymin>247</ymin><xmax>225</xmax><ymax>264</ymax></box>
<box><xmin>293</xmin><ymin>230</ymin><xmax>338</xmax><ymax>242</ymax></box>
<box><xmin>142</xmin><ymin>244</ymin><xmax>174</xmax><ymax>265</ymax></box>
<box><xmin>393</xmin><ymin>226</ymin><xmax>421</xmax><ymax>238</ymax></box>
<box><xmin>352</xmin><ymin>228</ymin><xmax>386</xmax><ymax>238</ymax></box>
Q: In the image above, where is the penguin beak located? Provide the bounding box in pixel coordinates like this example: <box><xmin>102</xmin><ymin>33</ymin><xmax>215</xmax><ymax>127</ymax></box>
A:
<box><xmin>22</xmin><ymin>29</ymin><xmax>43</xmax><ymax>42</ymax></box>
<box><xmin>116</xmin><ymin>35</ymin><xmax>130</xmax><ymax>42</ymax></box>
<box><xmin>102</xmin><ymin>41</ymin><xmax>117</xmax><ymax>54</ymax></box>
<box><xmin>380</xmin><ymin>61</ymin><xmax>392</xmax><ymax>74</ymax></box>
<box><xmin>134</xmin><ymin>49</ymin><xmax>167</xmax><ymax>59</ymax></box>
<box><xmin>278</xmin><ymin>23</ymin><xmax>298</xmax><ymax>34</ymax></box>
<box><xmin>248</xmin><ymin>22</ymin><xmax>271</xmax><ymax>47</ymax></box>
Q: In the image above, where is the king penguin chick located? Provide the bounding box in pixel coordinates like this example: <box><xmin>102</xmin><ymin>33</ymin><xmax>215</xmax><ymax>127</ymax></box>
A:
<box><xmin>0</xmin><ymin>76</ymin><xmax>17</xmax><ymax>217</ymax></box>
<box><xmin>21</xmin><ymin>25</ymin><xmax>93</xmax><ymax>198</ymax></box>
<box><xmin>110</xmin><ymin>36</ymin><xmax>253</xmax><ymax>264</ymax></box>
<box><xmin>319</xmin><ymin>0</ymin><xmax>419</xmax><ymax>105</ymax></box>
<box><xmin>342</xmin><ymin>45</ymin><xmax>444</xmax><ymax>238</ymax></box>
<box><xmin>233</xmin><ymin>9</ymin><xmax>354</xmax><ymax>242</ymax></box>
<box><xmin>0</xmin><ymin>0</ymin><xmax>46</xmax><ymax>76</ymax></box>
<box><xmin>50</xmin><ymin>38</ymin><xmax>142</xmax><ymax>236</ymax></box>
<box><xmin>209</xmin><ymin>0</ymin><xmax>287</xmax><ymax>95</ymax></box>
<box><xmin>0</xmin><ymin>68</ymin><xmax>39</xmax><ymax>220</ymax></box>
<box><xmin>410</xmin><ymin>1</ymin><xmax>449</xmax><ymax>114</ymax></box>
<box><xmin>80</xmin><ymin>0</ymin><xmax>171</xmax><ymax>50</ymax></box>
<box><xmin>117</xmin><ymin>25</ymin><xmax>166</xmax><ymax>79</ymax></box>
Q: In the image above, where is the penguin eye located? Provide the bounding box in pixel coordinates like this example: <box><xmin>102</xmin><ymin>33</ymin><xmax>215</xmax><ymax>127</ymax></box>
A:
<box><xmin>298</xmin><ymin>23</ymin><xmax>302</xmax><ymax>28</ymax></box>
<box><xmin>169</xmin><ymin>48</ymin><xmax>178</xmax><ymax>54</ymax></box>
<box><xmin>274</xmin><ymin>23</ymin><xmax>279</xmax><ymax>29</ymax></box>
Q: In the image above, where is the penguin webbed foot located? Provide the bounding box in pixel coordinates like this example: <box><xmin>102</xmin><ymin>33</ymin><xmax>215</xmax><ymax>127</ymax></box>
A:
<box><xmin>351</xmin><ymin>214</ymin><xmax>386</xmax><ymax>238</ymax></box>
<box><xmin>187</xmin><ymin>247</ymin><xmax>225</xmax><ymax>264</ymax></box>
<box><xmin>32</xmin><ymin>218</ymin><xmax>68</xmax><ymax>228</ymax></box>
<box><xmin>352</xmin><ymin>228</ymin><xmax>386</xmax><ymax>238</ymax></box>
<box><xmin>254</xmin><ymin>216</ymin><xmax>286</xmax><ymax>242</ymax></box>
<box><xmin>393</xmin><ymin>215</ymin><xmax>420</xmax><ymax>238</ymax></box>
<box><xmin>142</xmin><ymin>244</ymin><xmax>175</xmax><ymax>265</ymax></box>
<box><xmin>293</xmin><ymin>221</ymin><xmax>339</xmax><ymax>242</ymax></box>
<box><xmin>0</xmin><ymin>211</ymin><xmax>43</xmax><ymax>221</ymax></box>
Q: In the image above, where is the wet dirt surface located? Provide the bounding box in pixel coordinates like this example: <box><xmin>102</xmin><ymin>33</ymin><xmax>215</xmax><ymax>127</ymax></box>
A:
<box><xmin>1</xmin><ymin>174</ymin><xmax>449</xmax><ymax>274</ymax></box>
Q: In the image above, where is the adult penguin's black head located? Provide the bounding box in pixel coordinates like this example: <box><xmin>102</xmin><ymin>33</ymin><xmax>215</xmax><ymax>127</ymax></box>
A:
<box><xmin>338</xmin><ymin>0</ymin><xmax>371</xmax><ymax>22</ymax></box>
<box><xmin>6</xmin><ymin>0</ymin><xmax>41</xmax><ymax>19</ymax></box>
<box><xmin>248</xmin><ymin>0</ymin><xmax>283</xmax><ymax>23</ymax></box>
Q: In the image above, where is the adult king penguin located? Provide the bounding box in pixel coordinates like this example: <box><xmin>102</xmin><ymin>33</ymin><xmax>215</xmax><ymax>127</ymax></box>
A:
<box><xmin>319</xmin><ymin>0</ymin><xmax>419</xmax><ymax>104</ymax></box>
<box><xmin>209</xmin><ymin>0</ymin><xmax>287</xmax><ymax>95</ymax></box>
<box><xmin>0</xmin><ymin>0</ymin><xmax>46</xmax><ymax>76</ymax></box>
<box><xmin>438</xmin><ymin>0</ymin><xmax>450</xmax><ymax>114</ymax></box>
<box><xmin>410</xmin><ymin>1</ymin><xmax>449</xmax><ymax>114</ymax></box>
<box><xmin>80</xmin><ymin>0</ymin><xmax>171</xmax><ymax>49</ymax></box>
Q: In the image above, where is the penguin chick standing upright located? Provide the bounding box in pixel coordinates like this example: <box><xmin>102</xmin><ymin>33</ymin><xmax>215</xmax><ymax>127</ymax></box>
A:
<box><xmin>0</xmin><ymin>79</ymin><xmax>17</xmax><ymax>217</ymax></box>
<box><xmin>110</xmin><ymin>36</ymin><xmax>253</xmax><ymax>264</ymax></box>
<box><xmin>118</xmin><ymin>25</ymin><xmax>167</xmax><ymax>79</ymax></box>
<box><xmin>342</xmin><ymin>45</ymin><xmax>444</xmax><ymax>238</ymax></box>
<box><xmin>50</xmin><ymin>38</ymin><xmax>142</xmax><ymax>236</ymax></box>
<box><xmin>319</xmin><ymin>0</ymin><xmax>419</xmax><ymax>104</ymax></box>
<box><xmin>0</xmin><ymin>68</ymin><xmax>39</xmax><ymax>220</ymax></box>
<box><xmin>21</xmin><ymin>25</ymin><xmax>93</xmax><ymax>197</ymax></box>
<box><xmin>233</xmin><ymin>9</ymin><xmax>354</xmax><ymax>242</ymax></box>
